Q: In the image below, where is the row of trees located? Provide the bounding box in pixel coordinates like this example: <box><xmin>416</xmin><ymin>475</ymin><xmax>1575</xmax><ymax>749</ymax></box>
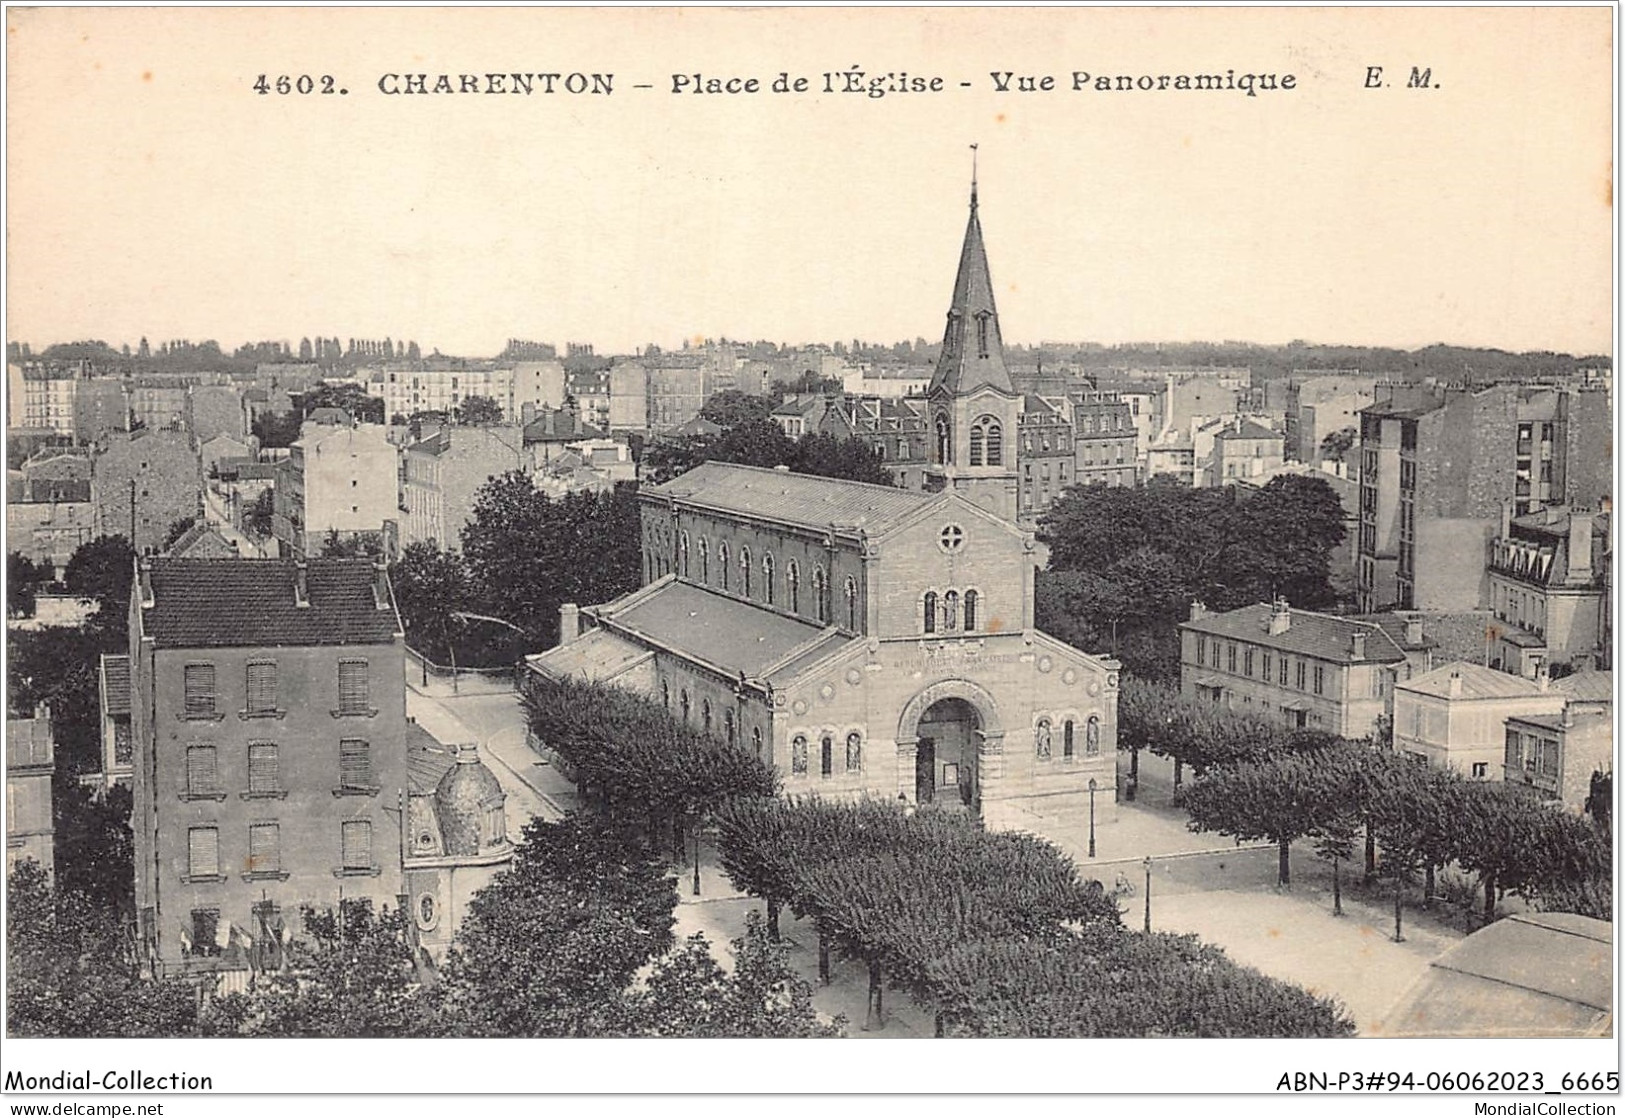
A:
<box><xmin>1035</xmin><ymin>475</ymin><xmax>1349</xmax><ymax>680</ymax></box>
<box><xmin>1182</xmin><ymin>741</ymin><xmax>1612</xmax><ymax>932</ymax></box>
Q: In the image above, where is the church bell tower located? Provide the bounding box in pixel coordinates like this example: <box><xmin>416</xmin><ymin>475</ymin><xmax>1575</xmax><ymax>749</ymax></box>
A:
<box><xmin>924</xmin><ymin>160</ymin><xmax>1021</xmax><ymax>523</ymax></box>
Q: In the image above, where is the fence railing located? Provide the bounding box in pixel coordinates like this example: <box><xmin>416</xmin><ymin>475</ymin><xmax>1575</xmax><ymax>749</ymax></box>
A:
<box><xmin>404</xmin><ymin>644</ymin><xmax>518</xmax><ymax>692</ymax></box>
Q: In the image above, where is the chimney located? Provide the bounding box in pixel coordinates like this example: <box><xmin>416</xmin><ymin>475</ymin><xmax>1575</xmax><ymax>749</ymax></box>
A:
<box><xmin>1189</xmin><ymin>600</ymin><xmax>1208</xmax><ymax>622</ymax></box>
<box><xmin>1447</xmin><ymin>669</ymin><xmax>1463</xmax><ymax>698</ymax></box>
<box><xmin>1500</xmin><ymin>500</ymin><xmax>1512</xmax><ymax>538</ymax></box>
<box><xmin>294</xmin><ymin>558</ymin><xmax>309</xmax><ymax>608</ymax></box>
<box><xmin>559</xmin><ymin>602</ymin><xmax>580</xmax><ymax>647</ymax></box>
<box><xmin>372</xmin><ymin>557</ymin><xmax>390</xmax><ymax>611</ymax></box>
<box><xmin>1404</xmin><ymin>615</ymin><xmax>1424</xmax><ymax>646</ymax></box>
<box><xmin>1268</xmin><ymin>597</ymin><xmax>1291</xmax><ymax>635</ymax></box>
<box><xmin>1535</xmin><ymin>663</ymin><xmax>1550</xmax><ymax>692</ymax></box>
<box><xmin>1567</xmin><ymin>511</ymin><xmax>1593</xmax><ymax>580</ymax></box>
<box><xmin>1561</xmin><ymin>703</ymin><xmax>1575</xmax><ymax>729</ymax></box>
<box><xmin>1350</xmin><ymin>631</ymin><xmax>1367</xmax><ymax>660</ymax></box>
<box><xmin>138</xmin><ymin>555</ymin><xmax>155</xmax><ymax>608</ymax></box>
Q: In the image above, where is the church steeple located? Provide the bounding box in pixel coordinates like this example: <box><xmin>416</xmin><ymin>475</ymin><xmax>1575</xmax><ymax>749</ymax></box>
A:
<box><xmin>930</xmin><ymin>164</ymin><xmax>1015</xmax><ymax>398</ymax></box>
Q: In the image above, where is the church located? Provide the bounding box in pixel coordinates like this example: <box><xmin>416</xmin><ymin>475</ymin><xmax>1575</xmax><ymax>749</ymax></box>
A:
<box><xmin>527</xmin><ymin>181</ymin><xmax>1119</xmax><ymax>830</ymax></box>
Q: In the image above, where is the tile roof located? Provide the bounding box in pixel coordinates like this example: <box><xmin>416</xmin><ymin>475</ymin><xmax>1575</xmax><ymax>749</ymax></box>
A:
<box><xmin>1181</xmin><ymin>603</ymin><xmax>1406</xmax><ymax>664</ymax></box>
<box><xmin>649</xmin><ymin>461</ymin><xmax>933</xmax><ymax>532</ymax></box>
<box><xmin>100</xmin><ymin>654</ymin><xmax>131</xmax><ymax>716</ymax></box>
<box><xmin>528</xmin><ymin>627</ymin><xmax>654</xmax><ymax>684</ymax></box>
<box><xmin>599</xmin><ymin>579</ymin><xmax>834</xmax><ymax>678</ymax></box>
<box><xmin>1554</xmin><ymin>670</ymin><xmax>1612</xmax><ymax>705</ymax></box>
<box><xmin>143</xmin><ymin>557</ymin><xmax>400</xmax><ymax>648</ymax></box>
<box><xmin>1400</xmin><ymin>661</ymin><xmax>1557</xmax><ymax>700</ymax></box>
<box><xmin>406</xmin><ymin>721</ymin><xmax>458</xmax><ymax>795</ymax></box>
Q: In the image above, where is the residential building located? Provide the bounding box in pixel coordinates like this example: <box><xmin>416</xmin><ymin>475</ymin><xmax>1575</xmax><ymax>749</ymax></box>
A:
<box><xmin>130</xmin><ymin>557</ymin><xmax>409</xmax><ymax>977</ymax></box>
<box><xmin>846</xmin><ymin>396</ymin><xmax>931</xmax><ymax>490</ymax></box>
<box><xmin>129</xmin><ymin>377</ymin><xmax>192</xmax><ymax>433</ymax></box>
<box><xmin>187</xmin><ymin>385</ymin><xmax>248</xmax><ymax>445</ymax></box>
<box><xmin>199</xmin><ymin>434</ymin><xmax>255</xmax><ymax>479</ymax></box>
<box><xmin>1391</xmin><ymin>661</ymin><xmax>1564</xmax><ymax>778</ymax></box>
<box><xmin>272</xmin><ymin>423</ymin><xmax>398</xmax><ymax>558</ymax></box>
<box><xmin>74</xmin><ymin>377</ymin><xmax>131</xmax><ymax>444</ymax></box>
<box><xmin>1069</xmin><ymin>393</ymin><xmax>1138</xmax><ymax>489</ymax></box>
<box><xmin>1502</xmin><ymin>706</ymin><xmax>1611</xmax><ymax>813</ymax></box>
<box><xmin>1016</xmin><ymin>395</ymin><xmax>1074</xmax><ymax>517</ymax></box>
<box><xmin>1356</xmin><ymin>384</ymin><xmax>1614</xmax><ymax>613</ymax></box>
<box><xmin>403</xmin><ymin>425</ymin><xmax>527</xmax><ymax>550</ymax></box>
<box><xmin>1207</xmin><ymin>418</ymin><xmax>1286</xmax><ymax>486</ymax></box>
<box><xmin>1179</xmin><ymin>599</ymin><xmax>1428</xmax><ymax>739</ymax></box>
<box><xmin>92</xmin><ymin>429</ymin><xmax>202</xmax><ymax>554</ymax></box>
<box><xmin>522</xmin><ymin>409</ymin><xmax>608</xmax><ymax>469</ymax></box>
<box><xmin>164</xmin><ymin>521</ymin><xmax>238</xmax><ymax>559</ymax></box>
<box><xmin>19</xmin><ymin>365</ymin><xmax>80</xmax><ymax>436</ymax></box>
<box><xmin>7</xmin><ymin>470</ymin><xmax>93</xmax><ymax>573</ymax></box>
<box><xmin>527</xmin><ymin>185</ymin><xmax>1121</xmax><ymax>830</ymax></box>
<box><xmin>647</xmin><ymin>359</ymin><xmax>708</xmax><ymax>432</ymax></box>
<box><xmin>1282</xmin><ymin>373</ymin><xmax>1377</xmax><ymax>463</ymax></box>
<box><xmin>1486</xmin><ymin>506</ymin><xmax>1610</xmax><ymax>677</ymax></box>
<box><xmin>98</xmin><ymin>653</ymin><xmax>134</xmax><ymax>792</ymax></box>
<box><xmin>6</xmin><ymin>704</ymin><xmax>55</xmax><ymax>881</ymax></box>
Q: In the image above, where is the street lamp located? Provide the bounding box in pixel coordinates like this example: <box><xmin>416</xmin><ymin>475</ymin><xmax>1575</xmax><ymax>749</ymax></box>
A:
<box><xmin>1087</xmin><ymin>778</ymin><xmax>1098</xmax><ymax>859</ymax></box>
<box><xmin>1143</xmin><ymin>856</ymin><xmax>1153</xmax><ymax>933</ymax></box>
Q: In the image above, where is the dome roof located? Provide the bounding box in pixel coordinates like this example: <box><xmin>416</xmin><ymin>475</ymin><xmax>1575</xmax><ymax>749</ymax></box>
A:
<box><xmin>433</xmin><ymin>744</ymin><xmax>506</xmax><ymax>857</ymax></box>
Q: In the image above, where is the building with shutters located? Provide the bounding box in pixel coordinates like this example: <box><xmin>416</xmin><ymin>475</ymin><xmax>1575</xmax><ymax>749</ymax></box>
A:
<box><xmin>526</xmin><ymin>182</ymin><xmax>1122</xmax><ymax>830</ymax></box>
<box><xmin>129</xmin><ymin>556</ymin><xmax>410</xmax><ymax>978</ymax></box>
<box><xmin>6</xmin><ymin>704</ymin><xmax>56</xmax><ymax>882</ymax></box>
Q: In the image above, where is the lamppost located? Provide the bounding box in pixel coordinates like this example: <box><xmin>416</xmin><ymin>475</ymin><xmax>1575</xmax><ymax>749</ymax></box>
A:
<box><xmin>1143</xmin><ymin>856</ymin><xmax>1153</xmax><ymax>933</ymax></box>
<box><xmin>1087</xmin><ymin>778</ymin><xmax>1098</xmax><ymax>859</ymax></box>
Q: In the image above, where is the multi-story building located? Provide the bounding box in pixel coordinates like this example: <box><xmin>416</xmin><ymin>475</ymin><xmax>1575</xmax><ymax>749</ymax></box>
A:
<box><xmin>403</xmin><ymin>425</ymin><xmax>527</xmax><ymax>550</ymax></box>
<box><xmin>363</xmin><ymin>361</ymin><xmax>566</xmax><ymax>424</ymax></box>
<box><xmin>74</xmin><ymin>377</ymin><xmax>131</xmax><ymax>444</ymax></box>
<box><xmin>1071</xmin><ymin>392</ymin><xmax>1138</xmax><ymax>488</ymax></box>
<box><xmin>129</xmin><ymin>377</ymin><xmax>192</xmax><ymax>433</ymax></box>
<box><xmin>523</xmin><ymin>409</ymin><xmax>607</xmax><ymax>469</ymax></box>
<box><xmin>130</xmin><ymin>556</ymin><xmax>410</xmax><ymax>977</ymax></box>
<box><xmin>6</xmin><ymin>704</ymin><xmax>55</xmax><ymax>881</ymax></box>
<box><xmin>1179</xmin><ymin>599</ymin><xmax>1430</xmax><ymax>739</ymax></box>
<box><xmin>19</xmin><ymin>365</ymin><xmax>80</xmax><ymax>436</ymax></box>
<box><xmin>7</xmin><ymin>484</ymin><xmax>94</xmax><ymax>574</ymax></box>
<box><xmin>1502</xmin><ymin>671</ymin><xmax>1612</xmax><ymax>813</ymax></box>
<box><xmin>1281</xmin><ymin>373</ymin><xmax>1376</xmax><ymax>463</ymax></box>
<box><xmin>846</xmin><ymin>396</ymin><xmax>930</xmax><ymax>489</ymax></box>
<box><xmin>272</xmin><ymin>423</ymin><xmax>399</xmax><ymax>558</ymax></box>
<box><xmin>528</xmin><ymin>184</ymin><xmax>1122</xmax><ymax>830</ymax></box>
<box><xmin>91</xmin><ymin>429</ymin><xmax>202</xmax><ymax>554</ymax></box>
<box><xmin>1356</xmin><ymin>384</ymin><xmax>1614</xmax><ymax>613</ymax></box>
<box><xmin>1486</xmin><ymin>506</ymin><xmax>1610</xmax><ymax>678</ymax></box>
<box><xmin>1207</xmin><ymin>419</ymin><xmax>1286</xmax><ymax>486</ymax></box>
<box><xmin>1391</xmin><ymin>661</ymin><xmax>1564</xmax><ymax>779</ymax></box>
<box><xmin>1016</xmin><ymin>395</ymin><xmax>1074</xmax><ymax>517</ymax></box>
<box><xmin>98</xmin><ymin>653</ymin><xmax>135</xmax><ymax>792</ymax></box>
<box><xmin>647</xmin><ymin>359</ymin><xmax>708</xmax><ymax>432</ymax></box>
<box><xmin>186</xmin><ymin>385</ymin><xmax>248</xmax><ymax>445</ymax></box>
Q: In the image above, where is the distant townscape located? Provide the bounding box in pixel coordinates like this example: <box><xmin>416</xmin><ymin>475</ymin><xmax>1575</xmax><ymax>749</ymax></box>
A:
<box><xmin>6</xmin><ymin>184</ymin><xmax>1612</xmax><ymax>1040</ymax></box>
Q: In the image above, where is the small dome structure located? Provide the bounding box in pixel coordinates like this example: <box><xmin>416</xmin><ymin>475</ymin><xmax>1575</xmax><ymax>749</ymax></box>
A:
<box><xmin>433</xmin><ymin>744</ymin><xmax>507</xmax><ymax>857</ymax></box>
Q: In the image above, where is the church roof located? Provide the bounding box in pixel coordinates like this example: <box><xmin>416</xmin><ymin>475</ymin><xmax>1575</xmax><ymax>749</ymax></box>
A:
<box><xmin>599</xmin><ymin>579</ymin><xmax>835</xmax><ymax>679</ymax></box>
<box><xmin>648</xmin><ymin>461</ymin><xmax>934</xmax><ymax>532</ymax></box>
<box><xmin>929</xmin><ymin>186</ymin><xmax>1015</xmax><ymax>398</ymax></box>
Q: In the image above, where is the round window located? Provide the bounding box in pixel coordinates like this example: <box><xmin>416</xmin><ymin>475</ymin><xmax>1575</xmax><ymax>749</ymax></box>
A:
<box><xmin>417</xmin><ymin>893</ymin><xmax>438</xmax><ymax>930</ymax></box>
<box><xmin>938</xmin><ymin>524</ymin><xmax>966</xmax><ymax>553</ymax></box>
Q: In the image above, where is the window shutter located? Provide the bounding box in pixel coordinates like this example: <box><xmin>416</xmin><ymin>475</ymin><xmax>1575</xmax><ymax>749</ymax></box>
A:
<box><xmin>246</xmin><ymin>662</ymin><xmax>277</xmax><ymax>712</ymax></box>
<box><xmin>249</xmin><ymin>823</ymin><xmax>280</xmax><ymax>873</ymax></box>
<box><xmin>342</xmin><ymin>820</ymin><xmax>372</xmax><ymax>869</ymax></box>
<box><xmin>184</xmin><ymin>664</ymin><xmax>215</xmax><ymax>715</ymax></box>
<box><xmin>340</xmin><ymin>739</ymin><xmax>371</xmax><ymax>788</ymax></box>
<box><xmin>188</xmin><ymin>827</ymin><xmax>219</xmax><ymax>878</ymax></box>
<box><xmin>338</xmin><ymin>660</ymin><xmax>369</xmax><ymax>712</ymax></box>
<box><xmin>187</xmin><ymin>746</ymin><xmax>217</xmax><ymax>795</ymax></box>
<box><xmin>248</xmin><ymin>743</ymin><xmax>278</xmax><ymax>793</ymax></box>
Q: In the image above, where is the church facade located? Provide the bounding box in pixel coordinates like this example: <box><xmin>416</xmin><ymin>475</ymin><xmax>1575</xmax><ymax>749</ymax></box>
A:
<box><xmin>527</xmin><ymin>184</ymin><xmax>1119</xmax><ymax>830</ymax></box>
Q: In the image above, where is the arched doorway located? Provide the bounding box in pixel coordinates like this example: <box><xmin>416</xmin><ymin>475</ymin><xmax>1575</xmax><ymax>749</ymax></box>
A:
<box><xmin>916</xmin><ymin>697</ymin><xmax>979</xmax><ymax>809</ymax></box>
<box><xmin>896</xmin><ymin>679</ymin><xmax>1003</xmax><ymax>816</ymax></box>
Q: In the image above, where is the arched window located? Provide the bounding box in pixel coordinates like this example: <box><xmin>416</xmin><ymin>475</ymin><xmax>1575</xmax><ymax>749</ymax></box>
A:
<box><xmin>679</xmin><ymin>532</ymin><xmax>690</xmax><ymax>576</ymax></box>
<box><xmin>964</xmin><ymin>589</ymin><xmax>978</xmax><ymax>632</ymax></box>
<box><xmin>787</xmin><ymin>561</ymin><xmax>800</xmax><ymax>613</ymax></box>
<box><xmin>791</xmin><ymin>735</ymin><xmax>808</xmax><ymax>775</ymax></box>
<box><xmin>934</xmin><ymin>414</ymin><xmax>951</xmax><ymax>464</ymax></box>
<box><xmin>846</xmin><ymin>732</ymin><xmax>862</xmax><ymax>773</ymax></box>
<box><xmin>923</xmin><ymin>591</ymin><xmax>937</xmax><ymax>634</ymax></box>
<box><xmin>943</xmin><ymin>590</ymin><xmax>959</xmax><ymax>632</ymax></box>
<box><xmin>969</xmin><ymin>424</ymin><xmax>985</xmax><ymax>466</ymax></box>
<box><xmin>763</xmin><ymin>554</ymin><xmax>775</xmax><ymax>605</ymax></box>
<box><xmin>751</xmin><ymin>726</ymin><xmax>763</xmax><ymax>762</ymax></box>
<box><xmin>844</xmin><ymin>576</ymin><xmax>859</xmax><ymax>631</ymax></box>
<box><xmin>661</xmin><ymin>681</ymin><xmax>670</xmax><ymax>710</ymax></box>
<box><xmin>820</xmin><ymin>735</ymin><xmax>834</xmax><ymax>778</ymax></box>
<box><xmin>680</xmin><ymin>690</ymin><xmax>691</xmax><ymax>723</ymax></box>
<box><xmin>971</xmin><ymin>416</ymin><xmax>1003</xmax><ymax>466</ymax></box>
<box><xmin>986</xmin><ymin>420</ymin><xmax>1003</xmax><ymax>465</ymax></box>
<box><xmin>975</xmin><ymin>311</ymin><xmax>991</xmax><ymax>358</ymax></box>
<box><xmin>698</xmin><ymin>539</ymin><xmax>709</xmax><ymax>583</ymax></box>
<box><xmin>813</xmin><ymin>566</ymin><xmax>828</xmax><ymax>623</ymax></box>
<box><xmin>1063</xmin><ymin>719</ymin><xmax>1075</xmax><ymax>759</ymax></box>
<box><xmin>1085</xmin><ymin>715</ymin><xmax>1101</xmax><ymax>756</ymax></box>
<box><xmin>1035</xmin><ymin>717</ymin><xmax>1053</xmax><ymax>761</ymax></box>
<box><xmin>702</xmin><ymin>698</ymin><xmax>712</xmax><ymax>733</ymax></box>
<box><xmin>740</xmin><ymin>546</ymin><xmax>752</xmax><ymax>597</ymax></box>
<box><xmin>724</xmin><ymin>708</ymin><xmax>736</xmax><ymax>747</ymax></box>
<box><xmin>719</xmin><ymin>543</ymin><xmax>730</xmax><ymax>590</ymax></box>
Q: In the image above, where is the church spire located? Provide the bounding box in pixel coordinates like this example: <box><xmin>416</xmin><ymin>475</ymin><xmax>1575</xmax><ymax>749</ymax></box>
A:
<box><xmin>929</xmin><ymin>156</ymin><xmax>1014</xmax><ymax>398</ymax></box>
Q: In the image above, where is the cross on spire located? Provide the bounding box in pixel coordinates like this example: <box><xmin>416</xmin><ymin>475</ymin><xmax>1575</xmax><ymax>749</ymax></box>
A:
<box><xmin>970</xmin><ymin>143</ymin><xmax>979</xmax><ymax>208</ymax></box>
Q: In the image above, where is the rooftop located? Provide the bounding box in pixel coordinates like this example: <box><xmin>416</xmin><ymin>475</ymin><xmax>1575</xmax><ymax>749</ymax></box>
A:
<box><xmin>1400</xmin><ymin>660</ymin><xmax>1557</xmax><ymax>701</ymax></box>
<box><xmin>1181</xmin><ymin>603</ymin><xmax>1406</xmax><ymax>664</ymax></box>
<box><xmin>648</xmin><ymin>461</ymin><xmax>933</xmax><ymax>533</ymax></box>
<box><xmin>598</xmin><ymin>578</ymin><xmax>836</xmax><ymax>679</ymax></box>
<box><xmin>1214</xmin><ymin>419</ymin><xmax>1283</xmax><ymax>442</ymax></box>
<box><xmin>142</xmin><ymin>557</ymin><xmax>400</xmax><ymax>648</ymax></box>
<box><xmin>1554</xmin><ymin>670</ymin><xmax>1613</xmax><ymax>705</ymax></box>
<box><xmin>100</xmin><ymin>654</ymin><xmax>131</xmax><ymax>716</ymax></box>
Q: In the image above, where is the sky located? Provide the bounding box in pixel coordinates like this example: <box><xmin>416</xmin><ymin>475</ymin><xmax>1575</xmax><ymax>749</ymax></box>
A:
<box><xmin>6</xmin><ymin>7</ymin><xmax>1615</xmax><ymax>359</ymax></box>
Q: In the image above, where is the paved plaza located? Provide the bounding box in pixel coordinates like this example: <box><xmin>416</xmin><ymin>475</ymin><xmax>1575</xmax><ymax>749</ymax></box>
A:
<box><xmin>409</xmin><ymin>668</ymin><xmax>1468</xmax><ymax>1037</ymax></box>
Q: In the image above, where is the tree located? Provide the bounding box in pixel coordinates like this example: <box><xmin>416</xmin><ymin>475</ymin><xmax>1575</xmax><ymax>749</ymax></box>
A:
<box><xmin>318</xmin><ymin>530</ymin><xmax>383</xmax><ymax>559</ymax></box>
<box><xmin>63</xmin><ymin>534</ymin><xmax>135</xmax><ymax>638</ymax></box>
<box><xmin>453</xmin><ymin>395</ymin><xmax>505</xmax><ymax>426</ymax></box>
<box><xmin>303</xmin><ymin>381</ymin><xmax>384</xmax><ymax>424</ymax></box>
<box><xmin>792</xmin><ymin>432</ymin><xmax>895</xmax><ymax>487</ymax></box>
<box><xmin>389</xmin><ymin>541</ymin><xmax>475</xmax><ymax>662</ymax></box>
<box><xmin>162</xmin><ymin>516</ymin><xmax>197</xmax><ymax>550</ymax></box>
<box><xmin>1182</xmin><ymin>753</ymin><xmax>1327</xmax><ymax>886</ymax></box>
<box><xmin>1319</xmin><ymin>427</ymin><xmax>1357</xmax><ymax>464</ymax></box>
<box><xmin>7</xmin><ymin>626</ymin><xmax>106</xmax><ymax>776</ymax></box>
<box><xmin>699</xmin><ymin>390</ymin><xmax>775</xmax><ymax>430</ymax></box>
<box><xmin>52</xmin><ymin>779</ymin><xmax>134</xmax><ymax>913</ymax></box>
<box><xmin>8</xmin><ymin>552</ymin><xmax>46</xmax><ymax>618</ymax></box>
<box><xmin>251</xmin><ymin>410</ymin><xmax>303</xmax><ymax>449</ymax></box>
<box><xmin>243</xmin><ymin>488</ymin><xmax>276</xmax><ymax>537</ymax></box>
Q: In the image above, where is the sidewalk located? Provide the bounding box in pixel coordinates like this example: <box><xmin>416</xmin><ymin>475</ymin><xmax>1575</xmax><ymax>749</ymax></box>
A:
<box><xmin>405</xmin><ymin>681</ymin><xmax>570</xmax><ymax>826</ymax></box>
